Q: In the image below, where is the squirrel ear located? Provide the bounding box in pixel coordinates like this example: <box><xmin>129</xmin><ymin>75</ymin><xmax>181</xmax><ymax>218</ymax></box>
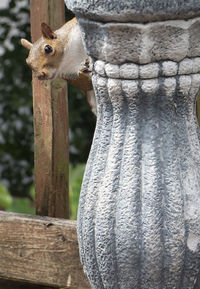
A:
<box><xmin>41</xmin><ymin>23</ymin><xmax>57</xmax><ymax>39</ymax></box>
<box><xmin>21</xmin><ymin>38</ymin><xmax>33</xmax><ymax>50</ymax></box>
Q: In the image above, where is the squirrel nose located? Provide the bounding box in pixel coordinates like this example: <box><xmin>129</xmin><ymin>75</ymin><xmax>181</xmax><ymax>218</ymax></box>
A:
<box><xmin>26</xmin><ymin>58</ymin><xmax>38</xmax><ymax>73</ymax></box>
<box><xmin>26</xmin><ymin>58</ymin><xmax>33</xmax><ymax>68</ymax></box>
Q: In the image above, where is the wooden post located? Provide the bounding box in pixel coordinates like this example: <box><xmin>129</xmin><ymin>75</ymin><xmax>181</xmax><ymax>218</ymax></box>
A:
<box><xmin>30</xmin><ymin>0</ymin><xmax>69</xmax><ymax>218</ymax></box>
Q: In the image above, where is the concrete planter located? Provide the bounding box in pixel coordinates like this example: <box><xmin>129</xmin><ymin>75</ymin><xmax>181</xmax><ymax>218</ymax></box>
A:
<box><xmin>65</xmin><ymin>1</ymin><xmax>200</xmax><ymax>288</ymax></box>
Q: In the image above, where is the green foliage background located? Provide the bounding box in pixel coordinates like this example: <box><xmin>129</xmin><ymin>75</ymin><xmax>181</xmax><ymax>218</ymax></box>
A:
<box><xmin>0</xmin><ymin>0</ymin><xmax>95</xmax><ymax>218</ymax></box>
<box><xmin>0</xmin><ymin>163</ymin><xmax>85</xmax><ymax>219</ymax></box>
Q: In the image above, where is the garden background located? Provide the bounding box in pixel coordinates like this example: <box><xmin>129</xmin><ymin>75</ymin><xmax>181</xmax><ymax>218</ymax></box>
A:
<box><xmin>0</xmin><ymin>0</ymin><xmax>96</xmax><ymax>219</ymax></box>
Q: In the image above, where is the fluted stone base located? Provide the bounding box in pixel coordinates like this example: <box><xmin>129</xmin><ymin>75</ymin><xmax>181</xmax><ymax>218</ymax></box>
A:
<box><xmin>78</xmin><ymin>69</ymin><xmax>200</xmax><ymax>288</ymax></box>
<box><xmin>64</xmin><ymin>0</ymin><xmax>200</xmax><ymax>286</ymax></box>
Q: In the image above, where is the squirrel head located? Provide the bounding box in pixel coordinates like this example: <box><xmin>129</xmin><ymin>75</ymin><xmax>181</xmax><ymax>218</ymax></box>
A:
<box><xmin>21</xmin><ymin>23</ymin><xmax>65</xmax><ymax>80</ymax></box>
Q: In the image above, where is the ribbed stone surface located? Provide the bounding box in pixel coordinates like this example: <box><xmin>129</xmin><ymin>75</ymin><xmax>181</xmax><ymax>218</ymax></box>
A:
<box><xmin>65</xmin><ymin>1</ymin><xmax>200</xmax><ymax>288</ymax></box>
<box><xmin>78</xmin><ymin>72</ymin><xmax>200</xmax><ymax>289</ymax></box>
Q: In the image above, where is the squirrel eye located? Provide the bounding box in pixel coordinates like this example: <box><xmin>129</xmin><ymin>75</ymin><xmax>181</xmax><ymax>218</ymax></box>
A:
<box><xmin>44</xmin><ymin>45</ymin><xmax>53</xmax><ymax>54</ymax></box>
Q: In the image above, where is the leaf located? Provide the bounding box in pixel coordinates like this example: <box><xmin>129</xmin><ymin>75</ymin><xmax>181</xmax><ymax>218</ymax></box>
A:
<box><xmin>0</xmin><ymin>183</ymin><xmax>13</xmax><ymax>209</ymax></box>
<box><xmin>69</xmin><ymin>163</ymin><xmax>85</xmax><ymax>220</ymax></box>
<box><xmin>29</xmin><ymin>184</ymin><xmax>35</xmax><ymax>200</ymax></box>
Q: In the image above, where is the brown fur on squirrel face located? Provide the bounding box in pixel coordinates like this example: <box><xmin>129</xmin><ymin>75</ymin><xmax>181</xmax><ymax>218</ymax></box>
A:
<box><xmin>21</xmin><ymin>18</ymin><xmax>96</xmax><ymax>115</ymax></box>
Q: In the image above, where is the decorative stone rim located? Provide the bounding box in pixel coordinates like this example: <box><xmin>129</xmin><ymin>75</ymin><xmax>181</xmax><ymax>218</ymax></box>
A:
<box><xmin>94</xmin><ymin>57</ymin><xmax>200</xmax><ymax>80</ymax></box>
<box><xmin>65</xmin><ymin>0</ymin><xmax>200</xmax><ymax>23</ymax></box>
<box><xmin>79</xmin><ymin>16</ymin><xmax>200</xmax><ymax>65</ymax></box>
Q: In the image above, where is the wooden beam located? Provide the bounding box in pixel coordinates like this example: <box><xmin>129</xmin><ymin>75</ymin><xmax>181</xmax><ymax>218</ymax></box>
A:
<box><xmin>0</xmin><ymin>279</ymin><xmax>53</xmax><ymax>289</ymax></box>
<box><xmin>0</xmin><ymin>212</ymin><xmax>90</xmax><ymax>289</ymax></box>
<box><xmin>30</xmin><ymin>0</ymin><xmax>69</xmax><ymax>218</ymax></box>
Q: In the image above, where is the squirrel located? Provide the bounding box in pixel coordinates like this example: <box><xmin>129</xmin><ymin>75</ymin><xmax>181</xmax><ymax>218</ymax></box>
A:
<box><xmin>21</xmin><ymin>17</ymin><xmax>96</xmax><ymax>115</ymax></box>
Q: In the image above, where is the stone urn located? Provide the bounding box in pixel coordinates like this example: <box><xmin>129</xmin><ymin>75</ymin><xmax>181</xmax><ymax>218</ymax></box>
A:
<box><xmin>65</xmin><ymin>1</ymin><xmax>200</xmax><ymax>288</ymax></box>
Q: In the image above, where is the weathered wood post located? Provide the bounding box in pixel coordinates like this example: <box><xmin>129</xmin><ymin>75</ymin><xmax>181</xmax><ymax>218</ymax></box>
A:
<box><xmin>65</xmin><ymin>0</ymin><xmax>200</xmax><ymax>288</ymax></box>
<box><xmin>30</xmin><ymin>0</ymin><xmax>69</xmax><ymax>219</ymax></box>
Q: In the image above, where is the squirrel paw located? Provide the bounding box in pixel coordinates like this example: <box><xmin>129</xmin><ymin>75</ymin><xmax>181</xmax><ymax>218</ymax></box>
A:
<box><xmin>79</xmin><ymin>58</ymin><xmax>92</xmax><ymax>73</ymax></box>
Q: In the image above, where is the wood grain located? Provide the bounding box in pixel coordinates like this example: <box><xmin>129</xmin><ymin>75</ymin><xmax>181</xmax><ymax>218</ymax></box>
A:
<box><xmin>30</xmin><ymin>0</ymin><xmax>69</xmax><ymax>218</ymax></box>
<box><xmin>0</xmin><ymin>278</ymin><xmax>52</xmax><ymax>289</ymax></box>
<box><xmin>0</xmin><ymin>212</ymin><xmax>90</xmax><ymax>288</ymax></box>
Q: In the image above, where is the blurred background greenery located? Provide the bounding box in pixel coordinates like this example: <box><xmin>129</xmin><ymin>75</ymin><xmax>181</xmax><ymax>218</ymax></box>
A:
<box><xmin>0</xmin><ymin>0</ymin><xmax>96</xmax><ymax>219</ymax></box>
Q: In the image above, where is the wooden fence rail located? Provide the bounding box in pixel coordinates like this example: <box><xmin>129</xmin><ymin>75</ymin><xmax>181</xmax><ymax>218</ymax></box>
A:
<box><xmin>0</xmin><ymin>212</ymin><xmax>90</xmax><ymax>289</ymax></box>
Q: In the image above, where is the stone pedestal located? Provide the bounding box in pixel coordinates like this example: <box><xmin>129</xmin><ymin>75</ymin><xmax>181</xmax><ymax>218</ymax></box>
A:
<box><xmin>65</xmin><ymin>1</ymin><xmax>200</xmax><ymax>288</ymax></box>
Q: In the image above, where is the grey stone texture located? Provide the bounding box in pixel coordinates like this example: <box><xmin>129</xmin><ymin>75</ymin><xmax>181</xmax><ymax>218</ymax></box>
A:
<box><xmin>65</xmin><ymin>0</ymin><xmax>200</xmax><ymax>288</ymax></box>
<box><xmin>65</xmin><ymin>0</ymin><xmax>200</xmax><ymax>22</ymax></box>
<box><xmin>78</xmin><ymin>17</ymin><xmax>200</xmax><ymax>65</ymax></box>
<box><xmin>94</xmin><ymin>57</ymin><xmax>200</xmax><ymax>79</ymax></box>
<box><xmin>77</xmin><ymin>72</ymin><xmax>200</xmax><ymax>289</ymax></box>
